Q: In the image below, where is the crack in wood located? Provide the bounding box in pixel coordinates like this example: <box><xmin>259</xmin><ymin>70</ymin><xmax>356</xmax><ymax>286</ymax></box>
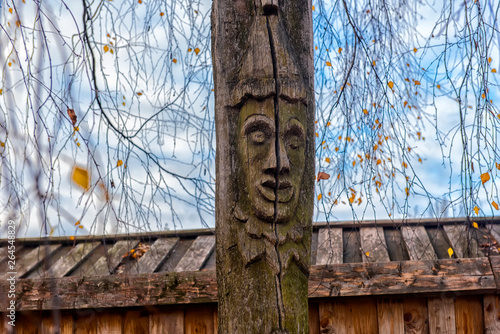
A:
<box><xmin>267</xmin><ymin>14</ymin><xmax>287</xmax><ymax>332</ymax></box>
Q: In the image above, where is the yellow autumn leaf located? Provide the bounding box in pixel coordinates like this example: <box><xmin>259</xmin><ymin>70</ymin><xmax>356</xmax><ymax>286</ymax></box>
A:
<box><xmin>405</xmin><ymin>187</ymin><xmax>409</xmax><ymax>197</ymax></box>
<box><xmin>472</xmin><ymin>221</ymin><xmax>478</xmax><ymax>229</ymax></box>
<box><xmin>9</xmin><ymin>8</ymin><xmax>13</xmax><ymax>14</ymax></box>
<box><xmin>436</xmin><ymin>84</ymin><xmax>441</xmax><ymax>89</ymax></box>
<box><xmin>338</xmin><ymin>47</ymin><xmax>343</xmax><ymax>53</ymax></box>
<box><xmin>78</xmin><ymin>225</ymin><xmax>83</xmax><ymax>229</ymax></box>
<box><xmin>447</xmin><ymin>247</ymin><xmax>453</xmax><ymax>258</ymax></box>
<box><xmin>194</xmin><ymin>47</ymin><xmax>200</xmax><ymax>55</ymax></box>
<box><xmin>413</xmin><ymin>47</ymin><xmax>418</xmax><ymax>53</ymax></box>
<box><xmin>414</xmin><ymin>80</ymin><xmax>421</xmax><ymax>86</ymax></box>
<box><xmin>493</xmin><ymin>201</ymin><xmax>499</xmax><ymax>210</ymax></box>
<box><xmin>172</xmin><ymin>58</ymin><xmax>177</xmax><ymax>63</ymax></box>
<box><xmin>365</xmin><ymin>251</ymin><xmax>370</xmax><ymax>257</ymax></box>
<box><xmin>492</xmin><ymin>69</ymin><xmax>497</xmax><ymax>73</ymax></box>
<box><xmin>474</xmin><ymin>206</ymin><xmax>480</xmax><ymax>215</ymax></box>
<box><xmin>75</xmin><ymin>221</ymin><xmax>80</xmax><ymax>226</ymax></box>
<box><xmin>71</xmin><ymin>166</ymin><xmax>90</xmax><ymax>190</ymax></box>
<box><xmin>387</xmin><ymin>81</ymin><xmax>394</xmax><ymax>89</ymax></box>
<box><xmin>325</xmin><ymin>157</ymin><xmax>330</xmax><ymax>163</ymax></box>
<box><xmin>70</xmin><ymin>236</ymin><xmax>75</xmax><ymax>241</ymax></box>
<box><xmin>326</xmin><ymin>61</ymin><xmax>332</xmax><ymax>67</ymax></box>
<box><xmin>480</xmin><ymin>172</ymin><xmax>490</xmax><ymax>184</ymax></box>
<box><xmin>488</xmin><ymin>57</ymin><xmax>492</xmax><ymax>64</ymax></box>
<box><xmin>160</xmin><ymin>12</ymin><xmax>165</xmax><ymax>16</ymax></box>
<box><xmin>117</xmin><ymin>159</ymin><xmax>123</xmax><ymax>167</ymax></box>
<box><xmin>497</xmin><ymin>162</ymin><xmax>500</xmax><ymax>170</ymax></box>
<box><xmin>372</xmin><ymin>60</ymin><xmax>376</xmax><ymax>66</ymax></box>
<box><xmin>103</xmin><ymin>45</ymin><xmax>109</xmax><ymax>53</ymax></box>
<box><xmin>0</xmin><ymin>89</ymin><xmax>3</xmax><ymax>95</ymax></box>
<box><xmin>317</xmin><ymin>194</ymin><xmax>322</xmax><ymax>201</ymax></box>
<box><xmin>312</xmin><ymin>5</ymin><xmax>315</xmax><ymax>10</ymax></box>
<box><xmin>188</xmin><ymin>48</ymin><xmax>192</xmax><ymax>52</ymax></box>
<box><xmin>363</xmin><ymin>109</ymin><xmax>368</xmax><ymax>115</ymax></box>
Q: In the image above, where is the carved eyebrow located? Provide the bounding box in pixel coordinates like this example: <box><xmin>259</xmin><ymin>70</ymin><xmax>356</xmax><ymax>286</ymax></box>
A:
<box><xmin>242</xmin><ymin>115</ymin><xmax>275</xmax><ymax>135</ymax></box>
<box><xmin>285</xmin><ymin>118</ymin><xmax>305</xmax><ymax>137</ymax></box>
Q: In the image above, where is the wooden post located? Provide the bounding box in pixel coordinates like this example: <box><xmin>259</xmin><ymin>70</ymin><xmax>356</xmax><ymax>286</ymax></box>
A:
<box><xmin>212</xmin><ymin>0</ymin><xmax>315</xmax><ymax>333</ymax></box>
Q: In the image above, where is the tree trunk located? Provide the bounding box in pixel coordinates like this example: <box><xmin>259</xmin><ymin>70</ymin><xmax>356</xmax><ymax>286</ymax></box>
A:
<box><xmin>212</xmin><ymin>1</ymin><xmax>315</xmax><ymax>333</ymax></box>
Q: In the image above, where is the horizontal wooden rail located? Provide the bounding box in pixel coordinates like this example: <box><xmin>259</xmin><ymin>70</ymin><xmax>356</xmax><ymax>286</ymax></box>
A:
<box><xmin>1</xmin><ymin>257</ymin><xmax>497</xmax><ymax>311</ymax></box>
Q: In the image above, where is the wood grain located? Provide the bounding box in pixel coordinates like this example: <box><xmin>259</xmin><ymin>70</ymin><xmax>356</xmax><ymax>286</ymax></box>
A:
<box><xmin>454</xmin><ymin>295</ymin><xmax>483</xmax><ymax>334</ymax></box>
<box><xmin>150</xmin><ymin>310</ymin><xmax>184</xmax><ymax>334</ymax></box>
<box><xmin>319</xmin><ymin>299</ymin><xmax>377</xmax><ymax>334</ymax></box>
<box><xmin>403</xmin><ymin>297</ymin><xmax>428</xmax><ymax>334</ymax></box>
<box><xmin>316</xmin><ymin>228</ymin><xmax>343</xmax><ymax>265</ymax></box>
<box><xmin>428</xmin><ymin>297</ymin><xmax>456</xmax><ymax>334</ymax></box>
<box><xmin>377</xmin><ymin>298</ymin><xmax>404</xmax><ymax>334</ymax></box>
<box><xmin>483</xmin><ymin>294</ymin><xmax>500</xmax><ymax>334</ymax></box>
<box><xmin>359</xmin><ymin>227</ymin><xmax>390</xmax><ymax>262</ymax></box>
<box><xmin>185</xmin><ymin>307</ymin><xmax>216</xmax><ymax>334</ymax></box>
<box><xmin>402</xmin><ymin>226</ymin><xmax>437</xmax><ymax>261</ymax></box>
<box><xmin>123</xmin><ymin>310</ymin><xmax>149</xmax><ymax>334</ymax></box>
<box><xmin>308</xmin><ymin>303</ymin><xmax>320</xmax><ymax>334</ymax></box>
<box><xmin>97</xmin><ymin>313</ymin><xmax>122</xmax><ymax>334</ymax></box>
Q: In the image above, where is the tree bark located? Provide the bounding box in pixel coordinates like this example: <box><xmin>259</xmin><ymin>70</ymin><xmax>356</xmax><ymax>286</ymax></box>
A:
<box><xmin>212</xmin><ymin>1</ymin><xmax>315</xmax><ymax>333</ymax></box>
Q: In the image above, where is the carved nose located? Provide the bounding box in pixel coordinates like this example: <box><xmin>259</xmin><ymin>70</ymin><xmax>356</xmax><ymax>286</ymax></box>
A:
<box><xmin>263</xmin><ymin>139</ymin><xmax>290</xmax><ymax>175</ymax></box>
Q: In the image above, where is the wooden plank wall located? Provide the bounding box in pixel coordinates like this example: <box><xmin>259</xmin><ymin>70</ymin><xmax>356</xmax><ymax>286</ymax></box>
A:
<box><xmin>2</xmin><ymin>295</ymin><xmax>498</xmax><ymax>333</ymax></box>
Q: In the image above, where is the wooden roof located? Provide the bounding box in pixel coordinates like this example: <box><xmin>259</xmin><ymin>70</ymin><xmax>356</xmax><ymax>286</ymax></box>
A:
<box><xmin>1</xmin><ymin>217</ymin><xmax>500</xmax><ymax>311</ymax></box>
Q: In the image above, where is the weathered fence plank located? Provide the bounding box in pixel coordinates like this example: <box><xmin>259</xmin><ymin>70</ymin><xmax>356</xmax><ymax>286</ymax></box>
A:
<box><xmin>49</xmin><ymin>242</ymin><xmax>100</xmax><ymax>277</ymax></box>
<box><xmin>135</xmin><ymin>238</ymin><xmax>179</xmax><ymax>274</ymax></box>
<box><xmin>86</xmin><ymin>240</ymin><xmax>139</xmax><ymax>276</ymax></box>
<box><xmin>443</xmin><ymin>224</ymin><xmax>482</xmax><ymax>258</ymax></box>
<box><xmin>402</xmin><ymin>297</ymin><xmax>428</xmax><ymax>334</ymax></box>
<box><xmin>377</xmin><ymin>298</ymin><xmax>404</xmax><ymax>334</ymax></box>
<box><xmin>185</xmin><ymin>308</ymin><xmax>216</xmax><ymax>334</ymax></box>
<box><xmin>483</xmin><ymin>294</ymin><xmax>500</xmax><ymax>334</ymax></box>
<box><xmin>401</xmin><ymin>226</ymin><xmax>437</xmax><ymax>261</ymax></box>
<box><xmin>359</xmin><ymin>227</ymin><xmax>390</xmax><ymax>262</ymax></box>
<box><xmin>316</xmin><ymin>228</ymin><xmax>343</xmax><ymax>265</ymax></box>
<box><xmin>97</xmin><ymin>313</ymin><xmax>122</xmax><ymax>334</ymax></box>
<box><xmin>174</xmin><ymin>235</ymin><xmax>215</xmax><ymax>272</ymax></box>
<box><xmin>149</xmin><ymin>310</ymin><xmax>184</xmax><ymax>334</ymax></box>
<box><xmin>428</xmin><ymin>297</ymin><xmax>456</xmax><ymax>334</ymax></box>
<box><xmin>123</xmin><ymin>310</ymin><xmax>149</xmax><ymax>334</ymax></box>
<box><xmin>455</xmin><ymin>295</ymin><xmax>483</xmax><ymax>334</ymax></box>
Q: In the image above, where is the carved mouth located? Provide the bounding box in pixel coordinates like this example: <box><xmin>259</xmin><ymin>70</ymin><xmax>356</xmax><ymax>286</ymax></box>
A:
<box><xmin>257</xmin><ymin>179</ymin><xmax>294</xmax><ymax>203</ymax></box>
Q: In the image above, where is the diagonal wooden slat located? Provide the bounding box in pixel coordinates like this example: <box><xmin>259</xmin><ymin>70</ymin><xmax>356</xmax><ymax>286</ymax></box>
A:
<box><xmin>174</xmin><ymin>235</ymin><xmax>215</xmax><ymax>272</ymax></box>
<box><xmin>85</xmin><ymin>240</ymin><xmax>139</xmax><ymax>276</ymax></box>
<box><xmin>359</xmin><ymin>227</ymin><xmax>390</xmax><ymax>263</ymax></box>
<box><xmin>5</xmin><ymin>244</ymin><xmax>62</xmax><ymax>279</ymax></box>
<box><xmin>134</xmin><ymin>238</ymin><xmax>179</xmax><ymax>274</ymax></box>
<box><xmin>443</xmin><ymin>225</ymin><xmax>482</xmax><ymax>258</ymax></box>
<box><xmin>401</xmin><ymin>226</ymin><xmax>437</xmax><ymax>261</ymax></box>
<box><xmin>487</xmin><ymin>224</ymin><xmax>500</xmax><ymax>246</ymax></box>
<box><xmin>316</xmin><ymin>228</ymin><xmax>343</xmax><ymax>265</ymax></box>
<box><xmin>49</xmin><ymin>242</ymin><xmax>100</xmax><ymax>277</ymax></box>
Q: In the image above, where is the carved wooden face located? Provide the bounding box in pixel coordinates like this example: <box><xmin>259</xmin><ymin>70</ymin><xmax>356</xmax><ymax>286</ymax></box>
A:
<box><xmin>237</xmin><ymin>98</ymin><xmax>306</xmax><ymax>223</ymax></box>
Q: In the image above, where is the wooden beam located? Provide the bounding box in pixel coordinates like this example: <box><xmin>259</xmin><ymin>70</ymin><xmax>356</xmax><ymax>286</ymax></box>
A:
<box><xmin>3</xmin><ymin>258</ymin><xmax>497</xmax><ymax>311</ymax></box>
<box><xmin>489</xmin><ymin>256</ymin><xmax>500</xmax><ymax>292</ymax></box>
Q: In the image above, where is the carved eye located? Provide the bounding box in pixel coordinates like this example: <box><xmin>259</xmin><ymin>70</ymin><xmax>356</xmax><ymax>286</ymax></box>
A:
<box><xmin>287</xmin><ymin>135</ymin><xmax>302</xmax><ymax>149</ymax></box>
<box><xmin>249</xmin><ymin>130</ymin><xmax>267</xmax><ymax>145</ymax></box>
